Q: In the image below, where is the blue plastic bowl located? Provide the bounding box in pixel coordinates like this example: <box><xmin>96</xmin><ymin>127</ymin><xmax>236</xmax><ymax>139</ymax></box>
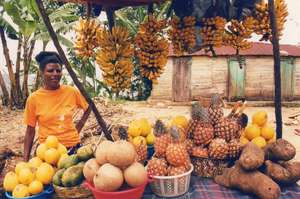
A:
<box><xmin>147</xmin><ymin>145</ymin><xmax>154</xmax><ymax>159</ymax></box>
<box><xmin>5</xmin><ymin>185</ymin><xmax>54</xmax><ymax>199</ymax></box>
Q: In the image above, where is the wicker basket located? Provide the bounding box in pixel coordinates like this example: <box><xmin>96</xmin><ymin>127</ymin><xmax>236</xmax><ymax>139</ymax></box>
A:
<box><xmin>148</xmin><ymin>164</ymin><xmax>193</xmax><ymax>198</ymax></box>
<box><xmin>53</xmin><ymin>183</ymin><xmax>92</xmax><ymax>199</ymax></box>
<box><xmin>192</xmin><ymin>157</ymin><xmax>231</xmax><ymax>178</ymax></box>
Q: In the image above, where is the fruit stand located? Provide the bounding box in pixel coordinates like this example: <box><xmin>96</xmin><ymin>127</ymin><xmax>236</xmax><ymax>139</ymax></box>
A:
<box><xmin>2</xmin><ymin>0</ymin><xmax>300</xmax><ymax>199</ymax></box>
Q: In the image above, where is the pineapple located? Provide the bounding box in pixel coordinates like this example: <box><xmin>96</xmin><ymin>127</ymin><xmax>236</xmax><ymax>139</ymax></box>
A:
<box><xmin>208</xmin><ymin>94</ymin><xmax>224</xmax><ymax>126</ymax></box>
<box><xmin>208</xmin><ymin>138</ymin><xmax>229</xmax><ymax>160</ymax></box>
<box><xmin>153</xmin><ymin>120</ymin><xmax>172</xmax><ymax>158</ymax></box>
<box><xmin>184</xmin><ymin>139</ymin><xmax>194</xmax><ymax>155</ymax></box>
<box><xmin>168</xmin><ymin>165</ymin><xmax>187</xmax><ymax>176</ymax></box>
<box><xmin>227</xmin><ymin>139</ymin><xmax>242</xmax><ymax>159</ymax></box>
<box><xmin>188</xmin><ymin>102</ymin><xmax>214</xmax><ymax>145</ymax></box>
<box><xmin>135</xmin><ymin>139</ymin><xmax>148</xmax><ymax>163</ymax></box>
<box><xmin>192</xmin><ymin>158</ymin><xmax>229</xmax><ymax>178</ymax></box>
<box><xmin>166</xmin><ymin>126</ymin><xmax>190</xmax><ymax>167</ymax></box>
<box><xmin>191</xmin><ymin>146</ymin><xmax>208</xmax><ymax>158</ymax></box>
<box><xmin>147</xmin><ymin>157</ymin><xmax>168</xmax><ymax>176</ymax></box>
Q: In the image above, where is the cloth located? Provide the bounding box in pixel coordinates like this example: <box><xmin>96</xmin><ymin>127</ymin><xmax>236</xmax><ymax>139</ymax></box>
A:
<box><xmin>67</xmin><ymin>143</ymin><xmax>81</xmax><ymax>155</ymax></box>
<box><xmin>142</xmin><ymin>176</ymin><xmax>300</xmax><ymax>199</ymax></box>
<box><xmin>24</xmin><ymin>85</ymin><xmax>88</xmax><ymax>147</ymax></box>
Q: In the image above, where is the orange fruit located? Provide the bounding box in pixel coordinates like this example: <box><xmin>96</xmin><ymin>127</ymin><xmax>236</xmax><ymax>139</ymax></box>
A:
<box><xmin>170</xmin><ymin>115</ymin><xmax>189</xmax><ymax>130</ymax></box>
<box><xmin>132</xmin><ymin>136</ymin><xmax>147</xmax><ymax>147</ymax></box>
<box><xmin>36</xmin><ymin>143</ymin><xmax>48</xmax><ymax>161</ymax></box>
<box><xmin>139</xmin><ymin>118</ymin><xmax>152</xmax><ymax>136</ymax></box>
<box><xmin>29</xmin><ymin>157</ymin><xmax>43</xmax><ymax>168</ymax></box>
<box><xmin>240</xmin><ymin>136</ymin><xmax>249</xmax><ymax>146</ymax></box>
<box><xmin>245</xmin><ymin>124</ymin><xmax>261</xmax><ymax>140</ymax></box>
<box><xmin>128</xmin><ymin>120</ymin><xmax>142</xmax><ymax>137</ymax></box>
<box><xmin>18</xmin><ymin>168</ymin><xmax>34</xmax><ymax>185</ymax></box>
<box><xmin>36</xmin><ymin>163</ymin><xmax>55</xmax><ymax>185</ymax></box>
<box><xmin>28</xmin><ymin>180</ymin><xmax>44</xmax><ymax>195</ymax></box>
<box><xmin>45</xmin><ymin>135</ymin><xmax>59</xmax><ymax>148</ymax></box>
<box><xmin>3</xmin><ymin>172</ymin><xmax>19</xmax><ymax>192</ymax></box>
<box><xmin>57</xmin><ymin>143</ymin><xmax>68</xmax><ymax>155</ymax></box>
<box><xmin>267</xmin><ymin>136</ymin><xmax>276</xmax><ymax>144</ymax></box>
<box><xmin>15</xmin><ymin>162</ymin><xmax>29</xmax><ymax>175</ymax></box>
<box><xmin>146</xmin><ymin>132</ymin><xmax>155</xmax><ymax>145</ymax></box>
<box><xmin>252</xmin><ymin>111</ymin><xmax>268</xmax><ymax>127</ymax></box>
<box><xmin>44</xmin><ymin>148</ymin><xmax>60</xmax><ymax>165</ymax></box>
<box><xmin>261</xmin><ymin>125</ymin><xmax>275</xmax><ymax>140</ymax></box>
<box><xmin>251</xmin><ymin>136</ymin><xmax>267</xmax><ymax>148</ymax></box>
<box><xmin>12</xmin><ymin>184</ymin><xmax>30</xmax><ymax>198</ymax></box>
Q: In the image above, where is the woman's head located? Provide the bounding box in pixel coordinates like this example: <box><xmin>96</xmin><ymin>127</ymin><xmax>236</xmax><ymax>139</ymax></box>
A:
<box><xmin>35</xmin><ymin>51</ymin><xmax>62</xmax><ymax>90</ymax></box>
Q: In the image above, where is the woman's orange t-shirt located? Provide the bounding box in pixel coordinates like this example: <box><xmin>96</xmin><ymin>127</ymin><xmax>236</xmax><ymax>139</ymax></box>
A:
<box><xmin>24</xmin><ymin>85</ymin><xmax>88</xmax><ymax>147</ymax></box>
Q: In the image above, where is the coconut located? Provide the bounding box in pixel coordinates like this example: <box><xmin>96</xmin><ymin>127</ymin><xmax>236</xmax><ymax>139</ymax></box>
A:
<box><xmin>124</xmin><ymin>162</ymin><xmax>147</xmax><ymax>187</ymax></box>
<box><xmin>93</xmin><ymin>163</ymin><xmax>124</xmax><ymax>192</ymax></box>
<box><xmin>83</xmin><ymin>158</ymin><xmax>100</xmax><ymax>182</ymax></box>
<box><xmin>95</xmin><ymin>140</ymin><xmax>113</xmax><ymax>165</ymax></box>
<box><xmin>106</xmin><ymin>141</ymin><xmax>136</xmax><ymax>168</ymax></box>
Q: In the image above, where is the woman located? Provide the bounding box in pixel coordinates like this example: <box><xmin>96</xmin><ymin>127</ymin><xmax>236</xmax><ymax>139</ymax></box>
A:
<box><xmin>23</xmin><ymin>51</ymin><xmax>88</xmax><ymax>161</ymax></box>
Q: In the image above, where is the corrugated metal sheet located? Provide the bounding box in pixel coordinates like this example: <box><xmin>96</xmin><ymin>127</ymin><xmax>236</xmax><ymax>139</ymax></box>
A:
<box><xmin>169</xmin><ymin>42</ymin><xmax>300</xmax><ymax>57</ymax></box>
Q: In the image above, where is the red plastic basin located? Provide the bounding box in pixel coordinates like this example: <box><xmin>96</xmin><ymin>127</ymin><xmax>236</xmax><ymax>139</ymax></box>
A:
<box><xmin>83</xmin><ymin>179</ymin><xmax>148</xmax><ymax>199</ymax></box>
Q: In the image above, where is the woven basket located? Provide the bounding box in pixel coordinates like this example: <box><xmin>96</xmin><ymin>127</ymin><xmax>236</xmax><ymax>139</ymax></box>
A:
<box><xmin>148</xmin><ymin>164</ymin><xmax>193</xmax><ymax>198</ymax></box>
<box><xmin>192</xmin><ymin>157</ymin><xmax>230</xmax><ymax>178</ymax></box>
<box><xmin>53</xmin><ymin>183</ymin><xmax>92</xmax><ymax>199</ymax></box>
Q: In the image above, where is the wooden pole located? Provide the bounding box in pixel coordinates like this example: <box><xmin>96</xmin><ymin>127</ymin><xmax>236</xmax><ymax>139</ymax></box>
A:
<box><xmin>268</xmin><ymin>0</ymin><xmax>282</xmax><ymax>139</ymax></box>
<box><xmin>35</xmin><ymin>0</ymin><xmax>113</xmax><ymax>141</ymax></box>
<box><xmin>106</xmin><ymin>8</ymin><xmax>115</xmax><ymax>32</ymax></box>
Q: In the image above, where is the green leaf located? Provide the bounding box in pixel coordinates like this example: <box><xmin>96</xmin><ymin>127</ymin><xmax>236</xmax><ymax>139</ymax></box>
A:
<box><xmin>57</xmin><ymin>35</ymin><xmax>73</xmax><ymax>47</ymax></box>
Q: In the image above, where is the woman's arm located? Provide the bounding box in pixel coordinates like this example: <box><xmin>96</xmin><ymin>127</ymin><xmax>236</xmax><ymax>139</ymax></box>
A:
<box><xmin>23</xmin><ymin>126</ymin><xmax>36</xmax><ymax>161</ymax></box>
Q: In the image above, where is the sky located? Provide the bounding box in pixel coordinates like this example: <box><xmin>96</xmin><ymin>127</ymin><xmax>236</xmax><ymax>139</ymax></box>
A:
<box><xmin>0</xmin><ymin>0</ymin><xmax>300</xmax><ymax>78</ymax></box>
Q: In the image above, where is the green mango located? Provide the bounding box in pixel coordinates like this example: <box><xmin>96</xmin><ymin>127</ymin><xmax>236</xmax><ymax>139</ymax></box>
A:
<box><xmin>52</xmin><ymin>168</ymin><xmax>66</xmax><ymax>186</ymax></box>
<box><xmin>76</xmin><ymin>145</ymin><xmax>94</xmax><ymax>161</ymax></box>
<box><xmin>76</xmin><ymin>161</ymin><xmax>85</xmax><ymax>168</ymax></box>
<box><xmin>58</xmin><ymin>154</ymin><xmax>79</xmax><ymax>169</ymax></box>
<box><xmin>61</xmin><ymin>165</ymin><xmax>84</xmax><ymax>187</ymax></box>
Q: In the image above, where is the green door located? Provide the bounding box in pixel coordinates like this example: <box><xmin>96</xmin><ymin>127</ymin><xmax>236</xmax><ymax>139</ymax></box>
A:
<box><xmin>281</xmin><ymin>58</ymin><xmax>295</xmax><ymax>100</ymax></box>
<box><xmin>228</xmin><ymin>58</ymin><xmax>245</xmax><ymax>101</ymax></box>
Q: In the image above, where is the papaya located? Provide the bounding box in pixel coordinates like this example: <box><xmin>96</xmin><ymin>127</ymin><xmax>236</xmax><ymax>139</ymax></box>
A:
<box><xmin>52</xmin><ymin>168</ymin><xmax>66</xmax><ymax>186</ymax></box>
<box><xmin>61</xmin><ymin>165</ymin><xmax>84</xmax><ymax>187</ymax></box>
<box><xmin>58</xmin><ymin>155</ymin><xmax>79</xmax><ymax>169</ymax></box>
<box><xmin>77</xmin><ymin>145</ymin><xmax>93</xmax><ymax>161</ymax></box>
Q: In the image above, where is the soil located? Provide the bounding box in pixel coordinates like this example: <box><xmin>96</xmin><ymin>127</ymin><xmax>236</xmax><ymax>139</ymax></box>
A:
<box><xmin>0</xmin><ymin>99</ymin><xmax>300</xmax><ymax>192</ymax></box>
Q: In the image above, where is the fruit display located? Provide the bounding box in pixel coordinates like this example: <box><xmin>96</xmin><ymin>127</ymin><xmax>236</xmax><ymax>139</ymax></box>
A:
<box><xmin>215</xmin><ymin>139</ymin><xmax>300</xmax><ymax>199</ymax></box>
<box><xmin>74</xmin><ymin>18</ymin><xmax>102</xmax><ymax>60</ymax></box>
<box><xmin>3</xmin><ymin>136</ymin><xmax>64</xmax><ymax>198</ymax></box>
<box><xmin>134</xmin><ymin>15</ymin><xmax>169</xmax><ymax>84</ymax></box>
<box><xmin>96</xmin><ymin>26</ymin><xmax>134</xmax><ymax>93</ymax></box>
<box><xmin>253</xmin><ymin>0</ymin><xmax>288</xmax><ymax>41</ymax></box>
<box><xmin>53</xmin><ymin>144</ymin><xmax>93</xmax><ymax>187</ymax></box>
<box><xmin>168</xmin><ymin>16</ymin><xmax>196</xmax><ymax>56</ymax></box>
<box><xmin>88</xmin><ymin>137</ymin><xmax>148</xmax><ymax>192</ymax></box>
<box><xmin>147</xmin><ymin>123</ymin><xmax>191</xmax><ymax>177</ymax></box>
<box><xmin>241</xmin><ymin>110</ymin><xmax>276</xmax><ymax>148</ymax></box>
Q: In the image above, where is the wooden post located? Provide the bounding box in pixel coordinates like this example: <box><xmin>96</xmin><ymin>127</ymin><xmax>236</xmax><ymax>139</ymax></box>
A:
<box><xmin>268</xmin><ymin>0</ymin><xmax>282</xmax><ymax>139</ymax></box>
<box><xmin>35</xmin><ymin>0</ymin><xmax>113</xmax><ymax>141</ymax></box>
<box><xmin>172</xmin><ymin>57</ymin><xmax>192</xmax><ymax>102</ymax></box>
<box><xmin>106</xmin><ymin>8</ymin><xmax>115</xmax><ymax>32</ymax></box>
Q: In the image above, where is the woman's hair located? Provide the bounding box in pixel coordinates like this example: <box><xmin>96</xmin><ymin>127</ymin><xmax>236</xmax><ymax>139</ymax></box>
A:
<box><xmin>35</xmin><ymin>51</ymin><xmax>62</xmax><ymax>71</ymax></box>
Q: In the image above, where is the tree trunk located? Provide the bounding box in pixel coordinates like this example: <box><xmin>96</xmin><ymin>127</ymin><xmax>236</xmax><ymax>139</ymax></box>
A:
<box><xmin>0</xmin><ymin>70</ymin><xmax>9</xmax><ymax>106</ymax></box>
<box><xmin>268</xmin><ymin>0</ymin><xmax>282</xmax><ymax>139</ymax></box>
<box><xmin>0</xmin><ymin>26</ymin><xmax>17</xmax><ymax>106</ymax></box>
<box><xmin>15</xmin><ymin>36</ymin><xmax>23</xmax><ymax>107</ymax></box>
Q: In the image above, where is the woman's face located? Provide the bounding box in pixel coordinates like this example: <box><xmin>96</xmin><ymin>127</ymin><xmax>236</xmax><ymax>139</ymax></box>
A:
<box><xmin>42</xmin><ymin>63</ymin><xmax>62</xmax><ymax>90</ymax></box>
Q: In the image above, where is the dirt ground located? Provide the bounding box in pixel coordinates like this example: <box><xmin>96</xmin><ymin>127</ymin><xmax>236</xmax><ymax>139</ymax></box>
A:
<box><xmin>0</xmin><ymin>99</ymin><xmax>300</xmax><ymax>184</ymax></box>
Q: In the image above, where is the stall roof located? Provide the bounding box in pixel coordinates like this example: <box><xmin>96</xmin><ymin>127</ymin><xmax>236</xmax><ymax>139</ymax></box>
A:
<box><xmin>54</xmin><ymin>0</ymin><xmax>164</xmax><ymax>6</ymax></box>
<box><xmin>169</xmin><ymin>42</ymin><xmax>300</xmax><ymax>57</ymax></box>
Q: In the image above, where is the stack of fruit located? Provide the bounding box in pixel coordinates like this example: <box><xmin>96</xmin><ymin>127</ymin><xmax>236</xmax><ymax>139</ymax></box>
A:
<box><xmin>53</xmin><ymin>144</ymin><xmax>94</xmax><ymax>188</ymax></box>
<box><xmin>127</xmin><ymin>118</ymin><xmax>155</xmax><ymax>163</ymax></box>
<box><xmin>187</xmin><ymin>95</ymin><xmax>248</xmax><ymax>178</ymax></box>
<box><xmin>147</xmin><ymin>119</ymin><xmax>191</xmax><ymax>177</ymax></box>
<box><xmin>240</xmin><ymin>110</ymin><xmax>276</xmax><ymax>148</ymax></box>
<box><xmin>85</xmin><ymin>135</ymin><xmax>148</xmax><ymax>192</ymax></box>
<box><xmin>3</xmin><ymin>136</ymin><xmax>64</xmax><ymax>198</ymax></box>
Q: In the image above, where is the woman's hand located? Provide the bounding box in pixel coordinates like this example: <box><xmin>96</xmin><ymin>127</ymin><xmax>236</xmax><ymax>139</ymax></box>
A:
<box><xmin>23</xmin><ymin>126</ymin><xmax>36</xmax><ymax>161</ymax></box>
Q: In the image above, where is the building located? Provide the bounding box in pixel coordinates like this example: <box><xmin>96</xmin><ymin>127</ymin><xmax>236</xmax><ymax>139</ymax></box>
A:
<box><xmin>151</xmin><ymin>42</ymin><xmax>300</xmax><ymax>102</ymax></box>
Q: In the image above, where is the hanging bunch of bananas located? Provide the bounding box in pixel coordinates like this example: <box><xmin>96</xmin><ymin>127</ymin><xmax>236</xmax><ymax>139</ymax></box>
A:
<box><xmin>74</xmin><ymin>18</ymin><xmax>102</xmax><ymax>60</ymax></box>
<box><xmin>168</xmin><ymin>16</ymin><xmax>196</xmax><ymax>56</ymax></box>
<box><xmin>223</xmin><ymin>17</ymin><xmax>255</xmax><ymax>51</ymax></box>
<box><xmin>200</xmin><ymin>16</ymin><xmax>226</xmax><ymax>50</ymax></box>
<box><xmin>135</xmin><ymin>15</ymin><xmax>169</xmax><ymax>83</ymax></box>
<box><xmin>96</xmin><ymin>26</ymin><xmax>134</xmax><ymax>93</ymax></box>
<box><xmin>253</xmin><ymin>0</ymin><xmax>288</xmax><ymax>41</ymax></box>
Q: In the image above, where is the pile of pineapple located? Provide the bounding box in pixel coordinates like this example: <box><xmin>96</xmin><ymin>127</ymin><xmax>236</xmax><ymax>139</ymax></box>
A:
<box><xmin>241</xmin><ymin>110</ymin><xmax>276</xmax><ymax>148</ymax></box>
<box><xmin>3</xmin><ymin>136</ymin><xmax>66</xmax><ymax>198</ymax></box>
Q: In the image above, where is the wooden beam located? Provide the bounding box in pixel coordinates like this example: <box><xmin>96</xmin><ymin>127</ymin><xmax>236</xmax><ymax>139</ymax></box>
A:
<box><xmin>35</xmin><ymin>0</ymin><xmax>113</xmax><ymax>141</ymax></box>
<box><xmin>268</xmin><ymin>0</ymin><xmax>282</xmax><ymax>139</ymax></box>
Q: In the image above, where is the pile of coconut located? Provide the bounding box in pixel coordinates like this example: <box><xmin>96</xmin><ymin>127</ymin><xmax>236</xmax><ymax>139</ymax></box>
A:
<box><xmin>83</xmin><ymin>140</ymin><xmax>148</xmax><ymax>191</ymax></box>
